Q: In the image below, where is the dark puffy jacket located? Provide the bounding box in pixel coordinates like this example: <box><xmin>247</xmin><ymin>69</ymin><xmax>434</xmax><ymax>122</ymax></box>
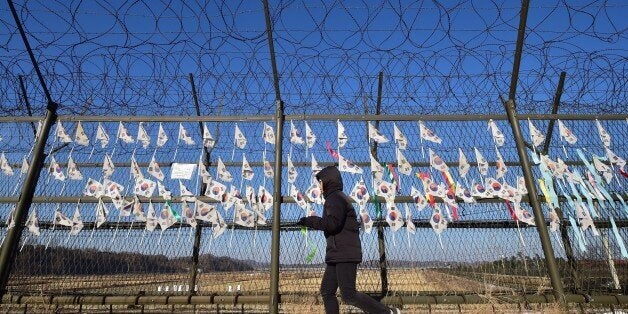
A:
<box><xmin>301</xmin><ymin>166</ymin><xmax>362</xmax><ymax>264</ymax></box>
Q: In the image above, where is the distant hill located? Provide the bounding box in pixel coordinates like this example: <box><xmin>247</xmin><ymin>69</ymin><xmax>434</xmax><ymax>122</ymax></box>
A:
<box><xmin>13</xmin><ymin>245</ymin><xmax>253</xmax><ymax>275</ymax></box>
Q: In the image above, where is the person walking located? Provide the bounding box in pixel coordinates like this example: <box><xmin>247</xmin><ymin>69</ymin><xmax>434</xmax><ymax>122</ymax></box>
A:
<box><xmin>297</xmin><ymin>165</ymin><xmax>401</xmax><ymax>314</ymax></box>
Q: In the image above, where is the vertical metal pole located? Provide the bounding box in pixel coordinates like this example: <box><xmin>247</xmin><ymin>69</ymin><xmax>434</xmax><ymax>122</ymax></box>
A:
<box><xmin>503</xmin><ymin>99</ymin><xmax>566</xmax><ymax>305</ymax></box>
<box><xmin>188</xmin><ymin>73</ymin><xmax>209</xmax><ymax>295</ymax></box>
<box><xmin>368</xmin><ymin>72</ymin><xmax>389</xmax><ymax>297</ymax></box>
<box><xmin>0</xmin><ymin>0</ymin><xmax>59</xmax><ymax>296</ymax></box>
<box><xmin>508</xmin><ymin>0</ymin><xmax>530</xmax><ymax>102</ymax></box>
<box><xmin>262</xmin><ymin>0</ymin><xmax>285</xmax><ymax>312</ymax></box>
<box><xmin>541</xmin><ymin>72</ymin><xmax>566</xmax><ymax>154</ymax></box>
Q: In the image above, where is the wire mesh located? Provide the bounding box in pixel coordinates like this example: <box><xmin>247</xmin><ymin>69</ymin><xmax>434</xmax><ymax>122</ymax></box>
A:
<box><xmin>0</xmin><ymin>116</ymin><xmax>625</xmax><ymax>305</ymax></box>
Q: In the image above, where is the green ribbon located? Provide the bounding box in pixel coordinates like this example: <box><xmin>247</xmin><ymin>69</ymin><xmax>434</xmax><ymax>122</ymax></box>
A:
<box><xmin>301</xmin><ymin>226</ymin><xmax>318</xmax><ymax>263</ymax></box>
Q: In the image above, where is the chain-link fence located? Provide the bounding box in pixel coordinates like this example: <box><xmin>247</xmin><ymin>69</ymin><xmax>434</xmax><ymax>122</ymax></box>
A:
<box><xmin>0</xmin><ymin>115</ymin><xmax>625</xmax><ymax>312</ymax></box>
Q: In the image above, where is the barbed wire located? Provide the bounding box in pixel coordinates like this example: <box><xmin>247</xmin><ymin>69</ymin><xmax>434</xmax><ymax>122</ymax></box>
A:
<box><xmin>0</xmin><ymin>0</ymin><xmax>625</xmax><ymax>116</ymax></box>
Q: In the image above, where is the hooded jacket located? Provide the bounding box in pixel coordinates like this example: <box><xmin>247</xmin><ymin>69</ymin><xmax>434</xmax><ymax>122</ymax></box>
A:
<box><xmin>301</xmin><ymin>166</ymin><xmax>362</xmax><ymax>264</ymax></box>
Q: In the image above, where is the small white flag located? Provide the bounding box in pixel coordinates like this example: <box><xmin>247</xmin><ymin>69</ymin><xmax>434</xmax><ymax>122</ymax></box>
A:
<box><xmin>103</xmin><ymin>178</ymin><xmax>124</xmax><ymax>199</ymax></box>
<box><xmin>95</xmin><ymin>199</ymin><xmax>108</xmax><ymax>228</ymax></box>
<box><xmin>234</xmin><ymin>203</ymin><xmax>255</xmax><ymax>228</ymax></box>
<box><xmin>6</xmin><ymin>207</ymin><xmax>15</xmax><ymax>229</ymax></box>
<box><xmin>83</xmin><ymin>178</ymin><xmax>104</xmax><ymax>197</ymax></box>
<box><xmin>455</xmin><ymin>183</ymin><xmax>475</xmax><ymax>204</ymax></box>
<box><xmin>195</xmin><ymin>200</ymin><xmax>218</xmax><ymax>222</ymax></box>
<box><xmin>179</xmin><ymin>180</ymin><xmax>196</xmax><ymax>202</ymax></box>
<box><xmin>419</xmin><ymin>121</ymin><xmax>442</xmax><ymax>144</ymax></box>
<box><xmin>95</xmin><ymin>122</ymin><xmax>109</xmax><ymax>148</ymax></box>
<box><xmin>102</xmin><ymin>153</ymin><xmax>115</xmax><ymax>178</ymax></box>
<box><xmin>146</xmin><ymin>201</ymin><xmax>158</xmax><ymax>231</ymax></box>
<box><xmin>203</xmin><ymin>123</ymin><xmax>215</xmax><ymax>148</ymax></box>
<box><xmin>290</xmin><ymin>184</ymin><xmax>309</xmax><ymax>210</ymax></box>
<box><xmin>181</xmin><ymin>201</ymin><xmax>197</xmax><ymax>228</ymax></box>
<box><xmin>117</xmin><ymin>121</ymin><xmax>134</xmax><ymax>143</ymax></box>
<box><xmin>557</xmin><ymin>119</ymin><xmax>577</xmax><ymax>144</ymax></box>
<box><xmin>337</xmin><ymin>120</ymin><xmax>348</xmax><ymax>148</ymax></box>
<box><xmin>67</xmin><ymin>156</ymin><xmax>83</xmax><ymax>180</ymax></box>
<box><xmin>198</xmin><ymin>160</ymin><xmax>211</xmax><ymax>184</ymax></box>
<box><xmin>0</xmin><ymin>152</ymin><xmax>14</xmax><ymax>176</ymax></box>
<box><xmin>513</xmin><ymin>202</ymin><xmax>535</xmax><ymax>226</ymax></box>
<box><xmin>368</xmin><ymin>121</ymin><xmax>388</xmax><ymax>143</ymax></box>
<box><xmin>263</xmin><ymin>122</ymin><xmax>275</xmax><ymax>144</ymax></box>
<box><xmin>204</xmin><ymin>179</ymin><xmax>226</xmax><ymax>202</ymax></box>
<box><xmin>605</xmin><ymin>147</ymin><xmax>626</xmax><ymax>170</ymax></box>
<box><xmin>290</xmin><ymin>121</ymin><xmax>304</xmax><ymax>144</ymax></box>
<box><xmin>263</xmin><ymin>159</ymin><xmax>274</xmax><ymax>178</ymax></box>
<box><xmin>474</xmin><ymin>147</ymin><xmax>489</xmax><ymax>176</ymax></box>
<box><xmin>137</xmin><ymin>122</ymin><xmax>150</xmax><ymax>148</ymax></box>
<box><xmin>396</xmin><ymin>149</ymin><xmax>412</xmax><ymax>175</ymax></box>
<box><xmin>487</xmin><ymin>119</ymin><xmax>505</xmax><ymax>147</ymax></box>
<box><xmin>404</xmin><ymin>204</ymin><xmax>416</xmax><ymax>234</ymax></box>
<box><xmin>26</xmin><ymin>210</ymin><xmax>40</xmax><ymax>236</ymax></box>
<box><xmin>458</xmin><ymin>148</ymin><xmax>470</xmax><ymax>178</ymax></box>
<box><xmin>147</xmin><ymin>156</ymin><xmax>165</xmax><ymax>181</ymax></box>
<box><xmin>158</xmin><ymin>181</ymin><xmax>172</xmax><ymax>200</ymax></box>
<box><xmin>178</xmin><ymin>123</ymin><xmax>195</xmax><ymax>146</ymax></box>
<box><xmin>134</xmin><ymin>177</ymin><xmax>156</xmax><ymax>197</ymax></box>
<box><xmin>306</xmin><ymin>181</ymin><xmax>324</xmax><ymax>205</ymax></box>
<box><xmin>241</xmin><ymin>154</ymin><xmax>254</xmax><ymax>180</ymax></box>
<box><xmin>349</xmin><ymin>178</ymin><xmax>370</xmax><ymax>209</ymax></box>
<box><xmin>528</xmin><ymin>119</ymin><xmax>545</xmax><ymax>148</ymax></box>
<box><xmin>375</xmin><ymin>180</ymin><xmax>396</xmax><ymax>203</ymax></box>
<box><xmin>158</xmin><ymin>202</ymin><xmax>178</xmax><ymax>231</ymax></box>
<box><xmin>21</xmin><ymin>156</ymin><xmax>29</xmax><ymax>174</ymax></box>
<box><xmin>74</xmin><ymin>121</ymin><xmax>89</xmax><ymax>146</ymax></box>
<box><xmin>393</xmin><ymin>123</ymin><xmax>407</xmax><ymax>150</ymax></box>
<box><xmin>258</xmin><ymin>185</ymin><xmax>273</xmax><ymax>211</ymax></box>
<box><xmin>49</xmin><ymin>156</ymin><xmax>66</xmax><ymax>181</ymax></box>
<box><xmin>170</xmin><ymin>163</ymin><xmax>196</xmax><ymax>180</ymax></box>
<box><xmin>595</xmin><ymin>119</ymin><xmax>611</xmax><ymax>147</ymax></box>
<box><xmin>53</xmin><ymin>209</ymin><xmax>73</xmax><ymax>227</ymax></box>
<box><xmin>130</xmin><ymin>155</ymin><xmax>143</xmax><ymax>180</ymax></box>
<box><xmin>338</xmin><ymin>153</ymin><xmax>363</xmax><ymax>174</ymax></box>
<box><xmin>305</xmin><ymin>121</ymin><xmax>316</xmax><ymax>148</ymax></box>
<box><xmin>311</xmin><ymin>154</ymin><xmax>322</xmax><ymax>173</ymax></box>
<box><xmin>429</xmin><ymin>148</ymin><xmax>448</xmax><ymax>172</ymax></box>
<box><xmin>217</xmin><ymin>157</ymin><xmax>233</xmax><ymax>182</ymax></box>
<box><xmin>287</xmin><ymin>156</ymin><xmax>297</xmax><ymax>183</ymax></box>
<box><xmin>410</xmin><ymin>186</ymin><xmax>428</xmax><ymax>211</ymax></box>
<box><xmin>69</xmin><ymin>206</ymin><xmax>83</xmax><ymax>235</ymax></box>
<box><xmin>385</xmin><ymin>202</ymin><xmax>404</xmax><ymax>232</ymax></box>
<box><xmin>370</xmin><ymin>153</ymin><xmax>384</xmax><ymax>181</ymax></box>
<box><xmin>132</xmin><ymin>196</ymin><xmax>146</xmax><ymax>221</ymax></box>
<box><xmin>360</xmin><ymin>208</ymin><xmax>373</xmax><ymax>234</ymax></box>
<box><xmin>55</xmin><ymin>121</ymin><xmax>73</xmax><ymax>143</ymax></box>
<box><xmin>157</xmin><ymin>122</ymin><xmax>168</xmax><ymax>147</ymax></box>
<box><xmin>234</xmin><ymin>124</ymin><xmax>247</xmax><ymax>149</ymax></box>
<box><xmin>429</xmin><ymin>206</ymin><xmax>448</xmax><ymax>234</ymax></box>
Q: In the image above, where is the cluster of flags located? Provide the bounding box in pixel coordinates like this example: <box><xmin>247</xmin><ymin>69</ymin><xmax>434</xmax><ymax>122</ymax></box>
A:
<box><xmin>1</xmin><ymin>118</ymin><xmax>625</xmax><ymax>256</ymax></box>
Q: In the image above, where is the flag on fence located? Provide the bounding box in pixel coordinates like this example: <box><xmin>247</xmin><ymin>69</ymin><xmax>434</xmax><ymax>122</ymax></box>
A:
<box><xmin>241</xmin><ymin>154</ymin><xmax>254</xmax><ymax>180</ymax></box>
<box><xmin>203</xmin><ymin>123</ymin><xmax>215</xmax><ymax>148</ymax></box>
<box><xmin>178</xmin><ymin>123</ymin><xmax>195</xmax><ymax>146</ymax></box>
<box><xmin>305</xmin><ymin>121</ymin><xmax>316</xmax><ymax>148</ymax></box>
<box><xmin>67</xmin><ymin>155</ymin><xmax>83</xmax><ymax>180</ymax></box>
<box><xmin>429</xmin><ymin>205</ymin><xmax>448</xmax><ymax>234</ymax></box>
<box><xmin>130</xmin><ymin>155</ymin><xmax>143</xmax><ymax>180</ymax></box>
<box><xmin>337</xmin><ymin>120</ymin><xmax>348</xmax><ymax>148</ymax></box>
<box><xmin>368</xmin><ymin>121</ymin><xmax>388</xmax><ymax>143</ymax></box>
<box><xmin>74</xmin><ymin>121</ymin><xmax>89</xmax><ymax>146</ymax></box>
<box><xmin>385</xmin><ymin>202</ymin><xmax>404</xmax><ymax>232</ymax></box>
<box><xmin>158</xmin><ymin>202</ymin><xmax>178</xmax><ymax>231</ymax></box>
<box><xmin>311</xmin><ymin>154</ymin><xmax>322</xmax><ymax>173</ymax></box>
<box><xmin>263</xmin><ymin>159</ymin><xmax>273</xmax><ymax>178</ymax></box>
<box><xmin>96</xmin><ymin>122</ymin><xmax>110</xmax><ymax>148</ymax></box>
<box><xmin>495</xmin><ymin>148</ymin><xmax>507</xmax><ymax>179</ymax></box>
<box><xmin>528</xmin><ymin>119</ymin><xmax>545</xmax><ymax>148</ymax></box>
<box><xmin>410</xmin><ymin>186</ymin><xmax>428</xmax><ymax>211</ymax></box>
<box><xmin>179</xmin><ymin>180</ymin><xmax>196</xmax><ymax>202</ymax></box>
<box><xmin>393</xmin><ymin>123</ymin><xmax>407</xmax><ymax>150</ymax></box>
<box><xmin>234</xmin><ymin>203</ymin><xmax>255</xmax><ymax>228</ymax></box>
<box><xmin>54</xmin><ymin>209</ymin><xmax>73</xmax><ymax>227</ymax></box>
<box><xmin>157</xmin><ymin>181</ymin><xmax>172</xmax><ymax>201</ymax></box>
<box><xmin>134</xmin><ymin>177</ymin><xmax>156</xmax><ymax>197</ymax></box>
<box><xmin>234</xmin><ymin>124</ymin><xmax>247</xmax><ymax>149</ymax></box>
<box><xmin>258</xmin><ymin>185</ymin><xmax>273</xmax><ymax>211</ymax></box>
<box><xmin>26</xmin><ymin>210</ymin><xmax>40</xmax><ymax>236</ymax></box>
<box><xmin>117</xmin><ymin>121</ymin><xmax>134</xmax><ymax>143</ymax></box>
<box><xmin>474</xmin><ymin>147</ymin><xmax>489</xmax><ymax>176</ymax></box>
<box><xmin>102</xmin><ymin>153</ymin><xmax>115</xmax><ymax>178</ymax></box>
<box><xmin>137</xmin><ymin>122</ymin><xmax>150</xmax><ymax>148</ymax></box>
<box><xmin>338</xmin><ymin>152</ymin><xmax>363</xmax><ymax>174</ymax></box>
<box><xmin>147</xmin><ymin>156</ymin><xmax>164</xmax><ymax>181</ymax></box>
<box><xmin>204</xmin><ymin>179</ymin><xmax>226</xmax><ymax>202</ymax></box>
<box><xmin>404</xmin><ymin>204</ymin><xmax>416</xmax><ymax>234</ymax></box>
<box><xmin>157</xmin><ymin>122</ymin><xmax>168</xmax><ymax>147</ymax></box>
<box><xmin>349</xmin><ymin>178</ymin><xmax>370</xmax><ymax>209</ymax></box>
<box><xmin>419</xmin><ymin>121</ymin><xmax>442</xmax><ymax>144</ymax></box>
<box><xmin>396</xmin><ymin>149</ymin><xmax>412</xmax><ymax>175</ymax></box>
<box><xmin>83</xmin><ymin>178</ymin><xmax>104</xmax><ymax>198</ymax></box>
<box><xmin>458</xmin><ymin>148</ymin><xmax>470</xmax><ymax>178</ymax></box>
<box><xmin>557</xmin><ymin>119</ymin><xmax>577</xmax><ymax>144</ymax></box>
<box><xmin>287</xmin><ymin>156</ymin><xmax>298</xmax><ymax>183</ymax></box>
<box><xmin>595</xmin><ymin>119</ymin><xmax>611</xmax><ymax>147</ymax></box>
<box><xmin>132</xmin><ymin>196</ymin><xmax>146</xmax><ymax>221</ymax></box>
<box><xmin>290</xmin><ymin>120</ymin><xmax>304</xmax><ymax>145</ymax></box>
<box><xmin>55</xmin><ymin>121</ymin><xmax>73</xmax><ymax>143</ymax></box>
<box><xmin>263</xmin><ymin>122</ymin><xmax>275</xmax><ymax>144</ymax></box>
<box><xmin>487</xmin><ymin>119</ymin><xmax>505</xmax><ymax>147</ymax></box>
<box><xmin>195</xmin><ymin>200</ymin><xmax>218</xmax><ymax>222</ymax></box>
<box><xmin>182</xmin><ymin>201</ymin><xmax>196</xmax><ymax>228</ymax></box>
<box><xmin>429</xmin><ymin>148</ymin><xmax>448</xmax><ymax>172</ymax></box>
<box><xmin>146</xmin><ymin>201</ymin><xmax>158</xmax><ymax>231</ymax></box>
<box><xmin>369</xmin><ymin>153</ymin><xmax>384</xmax><ymax>180</ymax></box>
<box><xmin>21</xmin><ymin>156</ymin><xmax>29</xmax><ymax>174</ymax></box>
<box><xmin>49</xmin><ymin>156</ymin><xmax>66</xmax><ymax>181</ymax></box>
<box><xmin>0</xmin><ymin>152</ymin><xmax>12</xmax><ymax>176</ymax></box>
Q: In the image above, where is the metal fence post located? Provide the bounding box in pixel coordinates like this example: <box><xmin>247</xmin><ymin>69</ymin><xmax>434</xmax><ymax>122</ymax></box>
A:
<box><xmin>0</xmin><ymin>0</ymin><xmax>60</xmax><ymax>296</ymax></box>
<box><xmin>503</xmin><ymin>99</ymin><xmax>566</xmax><ymax>306</ymax></box>
<box><xmin>261</xmin><ymin>0</ymin><xmax>285</xmax><ymax>312</ymax></box>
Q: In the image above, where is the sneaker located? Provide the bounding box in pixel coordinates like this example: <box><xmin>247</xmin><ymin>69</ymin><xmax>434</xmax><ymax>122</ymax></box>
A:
<box><xmin>389</xmin><ymin>307</ymin><xmax>401</xmax><ymax>314</ymax></box>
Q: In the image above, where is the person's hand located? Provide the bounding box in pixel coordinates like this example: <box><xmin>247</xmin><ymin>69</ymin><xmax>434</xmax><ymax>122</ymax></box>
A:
<box><xmin>296</xmin><ymin>217</ymin><xmax>307</xmax><ymax>226</ymax></box>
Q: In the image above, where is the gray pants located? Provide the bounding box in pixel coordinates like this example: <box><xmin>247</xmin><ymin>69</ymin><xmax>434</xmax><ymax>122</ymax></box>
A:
<box><xmin>320</xmin><ymin>262</ymin><xmax>390</xmax><ymax>314</ymax></box>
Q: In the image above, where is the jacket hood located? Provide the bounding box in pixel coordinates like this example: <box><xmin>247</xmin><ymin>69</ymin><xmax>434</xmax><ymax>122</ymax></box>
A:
<box><xmin>315</xmin><ymin>166</ymin><xmax>343</xmax><ymax>198</ymax></box>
